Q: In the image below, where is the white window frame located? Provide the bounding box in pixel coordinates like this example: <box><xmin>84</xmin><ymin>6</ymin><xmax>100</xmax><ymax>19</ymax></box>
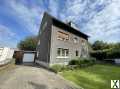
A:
<box><xmin>57</xmin><ymin>48</ymin><xmax>69</xmax><ymax>58</ymax></box>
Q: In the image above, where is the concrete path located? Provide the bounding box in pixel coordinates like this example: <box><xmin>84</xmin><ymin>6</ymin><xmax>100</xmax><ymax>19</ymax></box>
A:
<box><xmin>0</xmin><ymin>65</ymin><xmax>78</xmax><ymax>89</ymax></box>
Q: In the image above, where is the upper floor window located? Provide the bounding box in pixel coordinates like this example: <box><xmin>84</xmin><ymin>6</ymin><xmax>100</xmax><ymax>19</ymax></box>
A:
<box><xmin>81</xmin><ymin>39</ymin><xmax>86</xmax><ymax>45</ymax></box>
<box><xmin>57</xmin><ymin>31</ymin><xmax>69</xmax><ymax>41</ymax></box>
<box><xmin>73</xmin><ymin>37</ymin><xmax>78</xmax><ymax>43</ymax></box>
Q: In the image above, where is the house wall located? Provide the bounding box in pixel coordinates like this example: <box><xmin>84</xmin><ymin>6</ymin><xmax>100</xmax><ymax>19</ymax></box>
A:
<box><xmin>36</xmin><ymin>13</ymin><xmax>52</xmax><ymax>65</ymax></box>
<box><xmin>50</xmin><ymin>25</ymin><xmax>89</xmax><ymax>65</ymax></box>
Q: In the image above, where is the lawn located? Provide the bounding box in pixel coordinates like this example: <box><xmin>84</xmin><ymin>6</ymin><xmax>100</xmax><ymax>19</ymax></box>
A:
<box><xmin>60</xmin><ymin>64</ymin><xmax>120</xmax><ymax>89</ymax></box>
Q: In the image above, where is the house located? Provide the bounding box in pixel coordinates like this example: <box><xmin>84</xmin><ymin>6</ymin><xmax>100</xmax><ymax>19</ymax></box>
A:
<box><xmin>35</xmin><ymin>12</ymin><xmax>89</xmax><ymax>66</ymax></box>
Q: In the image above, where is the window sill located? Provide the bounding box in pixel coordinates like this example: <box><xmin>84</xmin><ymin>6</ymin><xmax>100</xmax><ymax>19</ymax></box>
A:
<box><xmin>56</xmin><ymin>56</ymin><xmax>69</xmax><ymax>58</ymax></box>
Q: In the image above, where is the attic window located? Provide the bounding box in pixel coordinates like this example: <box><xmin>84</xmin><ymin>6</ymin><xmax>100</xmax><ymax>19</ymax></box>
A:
<box><xmin>73</xmin><ymin>37</ymin><xmax>78</xmax><ymax>43</ymax></box>
<box><xmin>57</xmin><ymin>31</ymin><xmax>69</xmax><ymax>41</ymax></box>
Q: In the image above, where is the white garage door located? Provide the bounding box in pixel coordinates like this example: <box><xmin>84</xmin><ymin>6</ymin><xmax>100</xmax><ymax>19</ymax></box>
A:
<box><xmin>23</xmin><ymin>53</ymin><xmax>35</xmax><ymax>62</ymax></box>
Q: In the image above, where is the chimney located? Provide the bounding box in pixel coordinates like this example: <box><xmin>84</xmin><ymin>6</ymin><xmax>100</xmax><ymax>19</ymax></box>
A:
<box><xmin>66</xmin><ymin>21</ymin><xmax>79</xmax><ymax>30</ymax></box>
<box><xmin>67</xmin><ymin>21</ymin><xmax>72</xmax><ymax>26</ymax></box>
<box><xmin>66</xmin><ymin>20</ymin><xmax>72</xmax><ymax>26</ymax></box>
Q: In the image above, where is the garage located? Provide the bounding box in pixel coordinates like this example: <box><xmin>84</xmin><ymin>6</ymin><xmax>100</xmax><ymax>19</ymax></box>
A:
<box><xmin>14</xmin><ymin>51</ymin><xmax>36</xmax><ymax>64</ymax></box>
<box><xmin>23</xmin><ymin>53</ymin><xmax>35</xmax><ymax>62</ymax></box>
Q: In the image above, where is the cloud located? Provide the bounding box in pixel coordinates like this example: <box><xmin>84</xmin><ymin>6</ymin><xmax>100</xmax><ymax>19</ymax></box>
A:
<box><xmin>0</xmin><ymin>24</ymin><xmax>16</xmax><ymax>39</ymax></box>
<box><xmin>0</xmin><ymin>24</ymin><xmax>17</xmax><ymax>47</ymax></box>
<box><xmin>48</xmin><ymin>0</ymin><xmax>59</xmax><ymax>17</ymax></box>
<box><xmin>56</xmin><ymin>0</ymin><xmax>110</xmax><ymax>30</ymax></box>
<box><xmin>0</xmin><ymin>0</ymin><xmax>120</xmax><ymax>48</ymax></box>
<box><xmin>84</xmin><ymin>0</ymin><xmax>120</xmax><ymax>43</ymax></box>
<box><xmin>5</xmin><ymin>0</ymin><xmax>44</xmax><ymax>34</ymax></box>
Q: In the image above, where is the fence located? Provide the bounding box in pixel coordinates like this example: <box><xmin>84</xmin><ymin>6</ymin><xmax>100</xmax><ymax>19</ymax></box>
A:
<box><xmin>0</xmin><ymin>47</ymin><xmax>14</xmax><ymax>65</ymax></box>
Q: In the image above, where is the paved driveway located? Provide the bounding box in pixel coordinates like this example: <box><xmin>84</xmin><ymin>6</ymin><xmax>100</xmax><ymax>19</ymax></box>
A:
<box><xmin>0</xmin><ymin>65</ymin><xmax>79</xmax><ymax>89</ymax></box>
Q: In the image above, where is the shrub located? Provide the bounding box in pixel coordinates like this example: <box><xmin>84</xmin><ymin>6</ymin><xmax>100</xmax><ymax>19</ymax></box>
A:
<box><xmin>90</xmin><ymin>48</ymin><xmax>120</xmax><ymax>60</ymax></box>
<box><xmin>50</xmin><ymin>64</ymin><xmax>69</xmax><ymax>73</ymax></box>
<box><xmin>68</xmin><ymin>59</ymin><xmax>80</xmax><ymax>65</ymax></box>
<box><xmin>89</xmin><ymin>57</ymin><xmax>96</xmax><ymax>65</ymax></box>
<box><xmin>90</xmin><ymin>50</ymin><xmax>107</xmax><ymax>60</ymax></box>
<box><xmin>69</xmin><ymin>57</ymin><xmax>96</xmax><ymax>68</ymax></box>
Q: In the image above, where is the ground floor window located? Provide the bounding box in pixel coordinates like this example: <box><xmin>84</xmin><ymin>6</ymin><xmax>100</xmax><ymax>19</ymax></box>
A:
<box><xmin>76</xmin><ymin>50</ymin><xmax>79</xmax><ymax>56</ymax></box>
<box><xmin>57</xmin><ymin>48</ymin><xmax>69</xmax><ymax>57</ymax></box>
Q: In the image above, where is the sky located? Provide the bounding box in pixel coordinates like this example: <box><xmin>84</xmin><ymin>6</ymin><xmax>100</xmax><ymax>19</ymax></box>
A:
<box><xmin>0</xmin><ymin>0</ymin><xmax>120</xmax><ymax>48</ymax></box>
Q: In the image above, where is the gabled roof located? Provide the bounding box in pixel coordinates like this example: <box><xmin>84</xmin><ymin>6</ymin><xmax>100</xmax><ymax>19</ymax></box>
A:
<box><xmin>44</xmin><ymin>12</ymin><xmax>89</xmax><ymax>40</ymax></box>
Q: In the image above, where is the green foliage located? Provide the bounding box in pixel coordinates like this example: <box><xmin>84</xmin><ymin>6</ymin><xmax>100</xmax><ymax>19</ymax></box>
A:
<box><xmin>61</xmin><ymin>64</ymin><xmax>120</xmax><ymax>89</ymax></box>
<box><xmin>17</xmin><ymin>36</ymin><xmax>38</xmax><ymax>51</ymax></box>
<box><xmin>92</xmin><ymin>41</ymin><xmax>110</xmax><ymax>50</ymax></box>
<box><xmin>50</xmin><ymin>64</ymin><xmax>69</xmax><ymax>73</ymax></box>
<box><xmin>90</xmin><ymin>50</ymin><xmax>108</xmax><ymax>60</ymax></box>
<box><xmin>91</xmin><ymin>40</ymin><xmax>120</xmax><ymax>60</ymax></box>
<box><xmin>68</xmin><ymin>57</ymin><xmax>96</xmax><ymax>67</ymax></box>
<box><xmin>90</xmin><ymin>48</ymin><xmax>120</xmax><ymax>60</ymax></box>
<box><xmin>68</xmin><ymin>59</ymin><xmax>80</xmax><ymax>65</ymax></box>
<box><xmin>51</xmin><ymin>58</ymin><xmax>96</xmax><ymax>73</ymax></box>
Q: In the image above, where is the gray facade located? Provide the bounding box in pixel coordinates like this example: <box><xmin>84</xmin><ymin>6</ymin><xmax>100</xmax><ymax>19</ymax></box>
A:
<box><xmin>36</xmin><ymin>13</ymin><xmax>52</xmax><ymax>65</ymax></box>
<box><xmin>36</xmin><ymin>12</ymin><xmax>89</xmax><ymax>66</ymax></box>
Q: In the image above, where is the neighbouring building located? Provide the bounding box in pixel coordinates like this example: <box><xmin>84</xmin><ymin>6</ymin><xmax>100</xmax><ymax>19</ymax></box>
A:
<box><xmin>35</xmin><ymin>12</ymin><xmax>89</xmax><ymax>66</ymax></box>
<box><xmin>0</xmin><ymin>47</ymin><xmax>14</xmax><ymax>65</ymax></box>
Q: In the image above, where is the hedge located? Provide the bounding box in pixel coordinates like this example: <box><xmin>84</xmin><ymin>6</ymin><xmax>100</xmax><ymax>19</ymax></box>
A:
<box><xmin>50</xmin><ymin>64</ymin><xmax>69</xmax><ymax>73</ymax></box>
<box><xmin>69</xmin><ymin>57</ymin><xmax>96</xmax><ymax>67</ymax></box>
<box><xmin>90</xmin><ymin>48</ymin><xmax>120</xmax><ymax>60</ymax></box>
<box><xmin>50</xmin><ymin>58</ymin><xmax>96</xmax><ymax>73</ymax></box>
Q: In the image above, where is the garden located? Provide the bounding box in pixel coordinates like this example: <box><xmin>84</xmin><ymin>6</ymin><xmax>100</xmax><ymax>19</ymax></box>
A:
<box><xmin>51</xmin><ymin>41</ymin><xmax>120</xmax><ymax>89</ymax></box>
<box><xmin>51</xmin><ymin>58</ymin><xmax>120</xmax><ymax>89</ymax></box>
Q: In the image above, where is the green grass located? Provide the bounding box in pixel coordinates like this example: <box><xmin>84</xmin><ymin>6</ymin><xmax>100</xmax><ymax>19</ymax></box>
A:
<box><xmin>60</xmin><ymin>64</ymin><xmax>120</xmax><ymax>89</ymax></box>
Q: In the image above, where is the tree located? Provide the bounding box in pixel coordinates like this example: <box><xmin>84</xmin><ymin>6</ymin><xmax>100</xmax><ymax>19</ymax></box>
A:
<box><xmin>92</xmin><ymin>41</ymin><xmax>109</xmax><ymax>50</ymax></box>
<box><xmin>17</xmin><ymin>36</ymin><xmax>38</xmax><ymax>51</ymax></box>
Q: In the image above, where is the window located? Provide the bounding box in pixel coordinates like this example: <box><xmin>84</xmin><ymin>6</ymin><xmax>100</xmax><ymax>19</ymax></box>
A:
<box><xmin>81</xmin><ymin>39</ymin><xmax>85</xmax><ymax>44</ymax></box>
<box><xmin>57</xmin><ymin>31</ymin><xmax>69</xmax><ymax>41</ymax></box>
<box><xmin>57</xmin><ymin>48</ymin><xmax>61</xmax><ymax>56</ymax></box>
<box><xmin>76</xmin><ymin>50</ymin><xmax>79</xmax><ymax>56</ymax></box>
<box><xmin>65</xmin><ymin>49</ymin><xmax>69</xmax><ymax>56</ymax></box>
<box><xmin>57</xmin><ymin>48</ymin><xmax>69</xmax><ymax>57</ymax></box>
<box><xmin>73</xmin><ymin>37</ymin><xmax>78</xmax><ymax>43</ymax></box>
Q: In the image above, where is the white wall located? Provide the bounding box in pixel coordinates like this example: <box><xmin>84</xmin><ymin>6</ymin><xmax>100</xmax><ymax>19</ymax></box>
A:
<box><xmin>0</xmin><ymin>47</ymin><xmax>14</xmax><ymax>65</ymax></box>
<box><xmin>115</xmin><ymin>59</ymin><xmax>120</xmax><ymax>64</ymax></box>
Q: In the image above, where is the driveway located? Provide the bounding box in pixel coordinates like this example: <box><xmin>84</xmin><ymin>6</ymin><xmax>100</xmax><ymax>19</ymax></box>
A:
<box><xmin>0</xmin><ymin>65</ymin><xmax>79</xmax><ymax>89</ymax></box>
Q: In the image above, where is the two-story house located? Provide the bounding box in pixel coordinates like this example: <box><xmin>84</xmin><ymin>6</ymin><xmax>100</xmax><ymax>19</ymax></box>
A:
<box><xmin>35</xmin><ymin>12</ymin><xmax>89</xmax><ymax>66</ymax></box>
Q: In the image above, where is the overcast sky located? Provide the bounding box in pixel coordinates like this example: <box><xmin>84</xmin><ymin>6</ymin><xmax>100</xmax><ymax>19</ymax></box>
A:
<box><xmin>0</xmin><ymin>0</ymin><xmax>120</xmax><ymax>48</ymax></box>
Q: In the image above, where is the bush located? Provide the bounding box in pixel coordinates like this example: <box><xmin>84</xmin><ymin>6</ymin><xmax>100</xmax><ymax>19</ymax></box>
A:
<box><xmin>90</xmin><ymin>50</ymin><xmax>107</xmax><ymax>60</ymax></box>
<box><xmin>68</xmin><ymin>59</ymin><xmax>80</xmax><ymax>65</ymax></box>
<box><xmin>89</xmin><ymin>57</ymin><xmax>96</xmax><ymax>65</ymax></box>
<box><xmin>68</xmin><ymin>57</ymin><xmax>96</xmax><ymax>68</ymax></box>
<box><xmin>90</xmin><ymin>48</ymin><xmax>120</xmax><ymax>60</ymax></box>
<box><xmin>50</xmin><ymin>64</ymin><xmax>69</xmax><ymax>73</ymax></box>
